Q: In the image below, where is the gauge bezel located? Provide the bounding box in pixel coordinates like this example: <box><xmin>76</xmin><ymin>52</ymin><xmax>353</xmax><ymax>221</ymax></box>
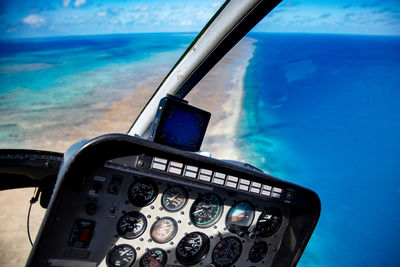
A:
<box><xmin>150</xmin><ymin>217</ymin><xmax>178</xmax><ymax>244</ymax></box>
<box><xmin>176</xmin><ymin>231</ymin><xmax>210</xmax><ymax>265</ymax></box>
<box><xmin>211</xmin><ymin>236</ymin><xmax>243</xmax><ymax>267</ymax></box>
<box><xmin>161</xmin><ymin>185</ymin><xmax>189</xmax><ymax>212</ymax></box>
<box><xmin>189</xmin><ymin>193</ymin><xmax>224</xmax><ymax>228</ymax></box>
<box><xmin>225</xmin><ymin>200</ymin><xmax>255</xmax><ymax>234</ymax></box>
<box><xmin>139</xmin><ymin>248</ymin><xmax>168</xmax><ymax>267</ymax></box>
<box><xmin>255</xmin><ymin>207</ymin><xmax>283</xmax><ymax>237</ymax></box>
<box><xmin>106</xmin><ymin>244</ymin><xmax>136</xmax><ymax>267</ymax></box>
<box><xmin>116</xmin><ymin>211</ymin><xmax>147</xmax><ymax>239</ymax></box>
<box><xmin>128</xmin><ymin>178</ymin><xmax>158</xmax><ymax>207</ymax></box>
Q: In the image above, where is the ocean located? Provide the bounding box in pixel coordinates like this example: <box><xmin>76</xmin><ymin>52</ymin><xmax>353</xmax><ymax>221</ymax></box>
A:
<box><xmin>1</xmin><ymin>33</ymin><xmax>400</xmax><ymax>266</ymax></box>
<box><xmin>0</xmin><ymin>34</ymin><xmax>193</xmax><ymax>145</ymax></box>
<box><xmin>242</xmin><ymin>33</ymin><xmax>400</xmax><ymax>266</ymax></box>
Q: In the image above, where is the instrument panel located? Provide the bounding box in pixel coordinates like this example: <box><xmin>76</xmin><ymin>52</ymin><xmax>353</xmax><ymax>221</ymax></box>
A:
<box><xmin>66</xmin><ymin>164</ymin><xmax>290</xmax><ymax>267</ymax></box>
<box><xmin>27</xmin><ymin>134</ymin><xmax>320</xmax><ymax>267</ymax></box>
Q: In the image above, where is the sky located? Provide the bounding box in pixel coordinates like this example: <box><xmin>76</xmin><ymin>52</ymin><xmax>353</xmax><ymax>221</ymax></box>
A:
<box><xmin>0</xmin><ymin>0</ymin><xmax>399</xmax><ymax>38</ymax></box>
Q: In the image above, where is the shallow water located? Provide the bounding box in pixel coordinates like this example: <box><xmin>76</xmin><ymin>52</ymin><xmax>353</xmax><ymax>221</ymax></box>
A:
<box><xmin>0</xmin><ymin>34</ymin><xmax>193</xmax><ymax>146</ymax></box>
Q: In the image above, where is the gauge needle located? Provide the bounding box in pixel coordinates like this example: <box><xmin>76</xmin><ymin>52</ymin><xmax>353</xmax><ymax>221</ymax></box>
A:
<box><xmin>193</xmin><ymin>209</ymin><xmax>203</xmax><ymax>214</ymax></box>
<box><xmin>168</xmin><ymin>195</ymin><xmax>178</xmax><ymax>201</ymax></box>
<box><xmin>120</xmin><ymin>250</ymin><xmax>129</xmax><ymax>256</ymax></box>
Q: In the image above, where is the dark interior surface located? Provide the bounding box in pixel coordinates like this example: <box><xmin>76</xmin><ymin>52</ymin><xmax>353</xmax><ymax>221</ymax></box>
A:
<box><xmin>24</xmin><ymin>134</ymin><xmax>319</xmax><ymax>267</ymax></box>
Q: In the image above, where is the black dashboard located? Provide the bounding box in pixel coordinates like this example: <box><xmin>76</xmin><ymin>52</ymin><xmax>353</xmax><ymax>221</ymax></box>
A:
<box><xmin>25</xmin><ymin>134</ymin><xmax>320</xmax><ymax>267</ymax></box>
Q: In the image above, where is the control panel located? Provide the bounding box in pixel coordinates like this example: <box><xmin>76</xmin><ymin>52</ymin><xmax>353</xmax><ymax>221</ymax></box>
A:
<box><xmin>27</xmin><ymin>134</ymin><xmax>320</xmax><ymax>267</ymax></box>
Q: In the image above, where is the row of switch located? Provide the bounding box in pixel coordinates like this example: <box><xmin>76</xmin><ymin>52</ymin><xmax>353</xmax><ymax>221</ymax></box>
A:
<box><xmin>151</xmin><ymin>157</ymin><xmax>285</xmax><ymax>200</ymax></box>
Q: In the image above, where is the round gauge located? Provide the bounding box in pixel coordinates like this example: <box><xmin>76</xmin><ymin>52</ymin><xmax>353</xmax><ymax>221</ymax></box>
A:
<box><xmin>128</xmin><ymin>179</ymin><xmax>158</xmax><ymax>207</ymax></box>
<box><xmin>162</xmin><ymin>185</ymin><xmax>188</xmax><ymax>212</ymax></box>
<box><xmin>176</xmin><ymin>232</ymin><xmax>210</xmax><ymax>265</ymax></box>
<box><xmin>212</xmin><ymin>236</ymin><xmax>242</xmax><ymax>267</ymax></box>
<box><xmin>139</xmin><ymin>248</ymin><xmax>168</xmax><ymax>267</ymax></box>
<box><xmin>117</xmin><ymin>211</ymin><xmax>147</xmax><ymax>239</ymax></box>
<box><xmin>190</xmin><ymin>193</ymin><xmax>223</xmax><ymax>228</ymax></box>
<box><xmin>150</xmin><ymin>217</ymin><xmax>178</xmax><ymax>243</ymax></box>
<box><xmin>226</xmin><ymin>201</ymin><xmax>255</xmax><ymax>233</ymax></box>
<box><xmin>249</xmin><ymin>241</ymin><xmax>268</xmax><ymax>263</ymax></box>
<box><xmin>106</xmin><ymin>244</ymin><xmax>136</xmax><ymax>267</ymax></box>
<box><xmin>255</xmin><ymin>207</ymin><xmax>283</xmax><ymax>237</ymax></box>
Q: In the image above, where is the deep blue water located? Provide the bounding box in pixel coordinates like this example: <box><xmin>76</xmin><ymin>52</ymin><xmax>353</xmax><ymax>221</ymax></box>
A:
<box><xmin>241</xmin><ymin>33</ymin><xmax>400</xmax><ymax>266</ymax></box>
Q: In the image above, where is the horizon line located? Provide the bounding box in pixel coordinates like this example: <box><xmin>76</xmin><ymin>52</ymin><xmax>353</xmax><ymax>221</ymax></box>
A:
<box><xmin>1</xmin><ymin>31</ymin><xmax>400</xmax><ymax>41</ymax></box>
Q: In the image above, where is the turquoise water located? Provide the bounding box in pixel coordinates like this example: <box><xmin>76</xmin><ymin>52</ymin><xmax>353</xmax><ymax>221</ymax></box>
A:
<box><xmin>241</xmin><ymin>33</ymin><xmax>400</xmax><ymax>266</ymax></box>
<box><xmin>0</xmin><ymin>34</ymin><xmax>193</xmax><ymax>142</ymax></box>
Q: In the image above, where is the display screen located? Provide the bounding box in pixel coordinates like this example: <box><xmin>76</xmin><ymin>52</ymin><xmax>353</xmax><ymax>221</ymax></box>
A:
<box><xmin>152</xmin><ymin>97</ymin><xmax>210</xmax><ymax>152</ymax></box>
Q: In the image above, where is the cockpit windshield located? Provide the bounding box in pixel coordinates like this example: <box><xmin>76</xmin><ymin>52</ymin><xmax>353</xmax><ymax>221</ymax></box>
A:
<box><xmin>1</xmin><ymin>1</ymin><xmax>400</xmax><ymax>267</ymax></box>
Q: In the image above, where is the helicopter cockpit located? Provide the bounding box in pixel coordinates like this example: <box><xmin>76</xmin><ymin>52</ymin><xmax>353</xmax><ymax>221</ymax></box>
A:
<box><xmin>0</xmin><ymin>1</ymin><xmax>320</xmax><ymax>266</ymax></box>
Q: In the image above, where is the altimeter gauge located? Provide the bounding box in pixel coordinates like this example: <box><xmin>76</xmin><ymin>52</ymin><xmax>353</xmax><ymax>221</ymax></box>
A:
<box><xmin>176</xmin><ymin>232</ymin><xmax>210</xmax><ymax>265</ymax></box>
<box><xmin>106</xmin><ymin>244</ymin><xmax>136</xmax><ymax>267</ymax></box>
<box><xmin>189</xmin><ymin>193</ymin><xmax>223</xmax><ymax>228</ymax></box>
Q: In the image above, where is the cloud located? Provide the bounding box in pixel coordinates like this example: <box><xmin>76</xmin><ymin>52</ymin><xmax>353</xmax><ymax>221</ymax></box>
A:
<box><xmin>344</xmin><ymin>12</ymin><xmax>356</xmax><ymax>21</ymax></box>
<box><xmin>108</xmin><ymin>7</ymin><xmax>121</xmax><ymax>15</ymax></box>
<box><xmin>290</xmin><ymin>15</ymin><xmax>316</xmax><ymax>25</ymax></box>
<box><xmin>62</xmin><ymin>0</ymin><xmax>71</xmax><ymax>7</ymax></box>
<box><xmin>22</xmin><ymin>14</ymin><xmax>45</xmax><ymax>27</ymax></box>
<box><xmin>74</xmin><ymin>0</ymin><xmax>86</xmax><ymax>8</ymax></box>
<box><xmin>97</xmin><ymin>11</ymin><xmax>106</xmax><ymax>17</ymax></box>
<box><xmin>319</xmin><ymin>13</ymin><xmax>331</xmax><ymax>19</ymax></box>
<box><xmin>133</xmin><ymin>5</ymin><xmax>148</xmax><ymax>12</ymax></box>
